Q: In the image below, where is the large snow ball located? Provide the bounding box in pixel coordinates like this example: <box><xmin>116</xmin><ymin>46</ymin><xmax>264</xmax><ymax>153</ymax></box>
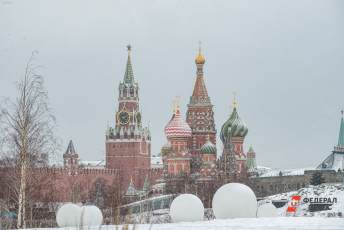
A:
<box><xmin>56</xmin><ymin>203</ymin><xmax>81</xmax><ymax>227</ymax></box>
<box><xmin>257</xmin><ymin>203</ymin><xmax>278</xmax><ymax>217</ymax></box>
<box><xmin>170</xmin><ymin>194</ymin><xmax>204</xmax><ymax>222</ymax></box>
<box><xmin>212</xmin><ymin>183</ymin><xmax>257</xmax><ymax>219</ymax></box>
<box><xmin>80</xmin><ymin>205</ymin><xmax>103</xmax><ymax>226</ymax></box>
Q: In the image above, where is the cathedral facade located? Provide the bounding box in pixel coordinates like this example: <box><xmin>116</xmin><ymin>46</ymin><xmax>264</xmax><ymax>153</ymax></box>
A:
<box><xmin>161</xmin><ymin>48</ymin><xmax>257</xmax><ymax>204</ymax></box>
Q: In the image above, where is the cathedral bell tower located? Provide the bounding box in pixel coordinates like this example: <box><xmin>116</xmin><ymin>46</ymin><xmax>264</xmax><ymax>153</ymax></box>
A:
<box><xmin>186</xmin><ymin>43</ymin><xmax>216</xmax><ymax>169</ymax></box>
<box><xmin>106</xmin><ymin>45</ymin><xmax>151</xmax><ymax>189</ymax></box>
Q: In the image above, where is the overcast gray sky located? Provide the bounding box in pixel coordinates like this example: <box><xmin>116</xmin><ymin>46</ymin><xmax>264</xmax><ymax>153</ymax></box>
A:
<box><xmin>1</xmin><ymin>0</ymin><xmax>344</xmax><ymax>169</ymax></box>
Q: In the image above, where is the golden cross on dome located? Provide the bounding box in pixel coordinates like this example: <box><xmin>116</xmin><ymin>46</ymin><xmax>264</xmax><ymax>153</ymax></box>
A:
<box><xmin>198</xmin><ymin>41</ymin><xmax>202</xmax><ymax>54</ymax></box>
<box><xmin>232</xmin><ymin>92</ymin><xmax>238</xmax><ymax>108</ymax></box>
<box><xmin>172</xmin><ymin>96</ymin><xmax>181</xmax><ymax>114</ymax></box>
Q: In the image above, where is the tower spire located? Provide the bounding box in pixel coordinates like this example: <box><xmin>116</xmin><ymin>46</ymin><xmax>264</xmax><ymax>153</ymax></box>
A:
<box><xmin>232</xmin><ymin>92</ymin><xmax>238</xmax><ymax>109</ymax></box>
<box><xmin>65</xmin><ymin>140</ymin><xmax>76</xmax><ymax>155</ymax></box>
<box><xmin>338</xmin><ymin>110</ymin><xmax>344</xmax><ymax>147</ymax></box>
<box><xmin>191</xmin><ymin>43</ymin><xmax>209</xmax><ymax>103</ymax></box>
<box><xmin>124</xmin><ymin>44</ymin><xmax>134</xmax><ymax>84</ymax></box>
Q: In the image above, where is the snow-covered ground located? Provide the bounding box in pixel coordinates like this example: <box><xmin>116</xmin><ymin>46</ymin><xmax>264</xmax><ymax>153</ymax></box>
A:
<box><xmin>26</xmin><ymin>217</ymin><xmax>344</xmax><ymax>230</ymax></box>
<box><xmin>24</xmin><ymin>184</ymin><xmax>344</xmax><ymax>229</ymax></box>
<box><xmin>265</xmin><ymin>183</ymin><xmax>344</xmax><ymax>217</ymax></box>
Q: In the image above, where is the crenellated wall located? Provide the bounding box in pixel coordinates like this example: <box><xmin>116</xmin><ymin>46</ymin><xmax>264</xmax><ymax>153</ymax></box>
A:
<box><xmin>249</xmin><ymin>170</ymin><xmax>344</xmax><ymax>197</ymax></box>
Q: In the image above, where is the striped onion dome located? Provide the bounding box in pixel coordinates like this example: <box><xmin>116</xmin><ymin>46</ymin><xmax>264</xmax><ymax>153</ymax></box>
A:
<box><xmin>220</xmin><ymin>107</ymin><xmax>248</xmax><ymax>143</ymax></box>
<box><xmin>200</xmin><ymin>140</ymin><xmax>216</xmax><ymax>154</ymax></box>
<box><xmin>165</xmin><ymin>106</ymin><xmax>192</xmax><ymax>139</ymax></box>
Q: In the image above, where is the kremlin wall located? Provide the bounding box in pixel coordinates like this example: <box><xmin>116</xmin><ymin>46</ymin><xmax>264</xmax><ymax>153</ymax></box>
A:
<box><xmin>1</xmin><ymin>45</ymin><xmax>343</xmax><ymax>215</ymax></box>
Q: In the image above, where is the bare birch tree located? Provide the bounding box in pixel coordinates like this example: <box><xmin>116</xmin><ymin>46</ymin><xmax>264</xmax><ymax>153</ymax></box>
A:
<box><xmin>0</xmin><ymin>52</ymin><xmax>58</xmax><ymax>228</ymax></box>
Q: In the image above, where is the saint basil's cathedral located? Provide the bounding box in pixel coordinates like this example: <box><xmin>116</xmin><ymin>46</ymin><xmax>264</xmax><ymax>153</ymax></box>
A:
<box><xmin>158</xmin><ymin>46</ymin><xmax>254</xmax><ymax>201</ymax></box>
<box><xmin>103</xmin><ymin>45</ymin><xmax>257</xmax><ymax>201</ymax></box>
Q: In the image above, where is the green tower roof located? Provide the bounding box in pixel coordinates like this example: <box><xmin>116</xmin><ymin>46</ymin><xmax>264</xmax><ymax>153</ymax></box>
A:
<box><xmin>338</xmin><ymin>110</ymin><xmax>344</xmax><ymax>147</ymax></box>
<box><xmin>123</xmin><ymin>45</ymin><xmax>134</xmax><ymax>84</ymax></box>
<box><xmin>200</xmin><ymin>140</ymin><xmax>217</xmax><ymax>154</ymax></box>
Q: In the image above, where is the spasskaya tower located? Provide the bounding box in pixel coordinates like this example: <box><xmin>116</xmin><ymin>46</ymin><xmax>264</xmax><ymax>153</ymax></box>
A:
<box><xmin>106</xmin><ymin>45</ymin><xmax>151</xmax><ymax>189</ymax></box>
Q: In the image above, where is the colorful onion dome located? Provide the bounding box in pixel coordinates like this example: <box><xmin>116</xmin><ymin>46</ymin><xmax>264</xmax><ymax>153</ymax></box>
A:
<box><xmin>200</xmin><ymin>140</ymin><xmax>217</xmax><ymax>154</ymax></box>
<box><xmin>220</xmin><ymin>106</ymin><xmax>248</xmax><ymax>143</ymax></box>
<box><xmin>164</xmin><ymin>102</ymin><xmax>192</xmax><ymax>139</ymax></box>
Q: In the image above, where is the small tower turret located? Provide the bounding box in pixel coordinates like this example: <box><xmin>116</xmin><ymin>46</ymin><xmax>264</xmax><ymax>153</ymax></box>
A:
<box><xmin>63</xmin><ymin>140</ymin><xmax>79</xmax><ymax>171</ymax></box>
<box><xmin>246</xmin><ymin>145</ymin><xmax>257</xmax><ymax>175</ymax></box>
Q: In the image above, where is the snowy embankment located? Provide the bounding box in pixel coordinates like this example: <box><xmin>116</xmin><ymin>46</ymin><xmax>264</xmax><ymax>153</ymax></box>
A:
<box><xmin>27</xmin><ymin>217</ymin><xmax>344</xmax><ymax>230</ymax></box>
<box><xmin>265</xmin><ymin>183</ymin><xmax>344</xmax><ymax>217</ymax></box>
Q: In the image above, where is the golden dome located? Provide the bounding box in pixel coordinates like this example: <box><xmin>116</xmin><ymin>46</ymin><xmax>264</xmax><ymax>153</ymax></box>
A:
<box><xmin>195</xmin><ymin>53</ymin><xmax>205</xmax><ymax>64</ymax></box>
<box><xmin>195</xmin><ymin>41</ymin><xmax>205</xmax><ymax>64</ymax></box>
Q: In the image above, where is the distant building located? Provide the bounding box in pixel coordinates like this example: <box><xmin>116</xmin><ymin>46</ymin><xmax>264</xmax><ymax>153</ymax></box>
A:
<box><xmin>250</xmin><ymin>111</ymin><xmax>344</xmax><ymax>197</ymax></box>
<box><xmin>317</xmin><ymin>111</ymin><xmax>344</xmax><ymax>171</ymax></box>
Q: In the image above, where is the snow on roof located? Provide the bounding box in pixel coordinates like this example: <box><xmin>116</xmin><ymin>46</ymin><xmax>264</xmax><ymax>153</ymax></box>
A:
<box><xmin>79</xmin><ymin>160</ymin><xmax>105</xmax><ymax>168</ymax></box>
<box><xmin>151</xmin><ymin>156</ymin><xmax>163</xmax><ymax>168</ymax></box>
<box><xmin>120</xmin><ymin>194</ymin><xmax>174</xmax><ymax>208</ymax></box>
<box><xmin>317</xmin><ymin>152</ymin><xmax>344</xmax><ymax>171</ymax></box>
<box><xmin>258</xmin><ymin>167</ymin><xmax>315</xmax><ymax>177</ymax></box>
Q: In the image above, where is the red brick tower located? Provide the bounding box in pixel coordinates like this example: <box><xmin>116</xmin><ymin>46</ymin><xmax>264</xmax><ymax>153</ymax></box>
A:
<box><xmin>63</xmin><ymin>140</ymin><xmax>79</xmax><ymax>172</ymax></box>
<box><xmin>186</xmin><ymin>45</ymin><xmax>216</xmax><ymax>171</ymax></box>
<box><xmin>106</xmin><ymin>45</ymin><xmax>151</xmax><ymax>189</ymax></box>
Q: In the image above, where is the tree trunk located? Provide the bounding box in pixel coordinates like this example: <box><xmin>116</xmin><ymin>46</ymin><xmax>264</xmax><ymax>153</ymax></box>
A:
<box><xmin>17</xmin><ymin>160</ymin><xmax>27</xmax><ymax>229</ymax></box>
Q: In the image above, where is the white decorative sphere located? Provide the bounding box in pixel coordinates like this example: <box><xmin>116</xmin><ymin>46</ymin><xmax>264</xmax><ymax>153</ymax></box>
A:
<box><xmin>257</xmin><ymin>203</ymin><xmax>278</xmax><ymax>217</ymax></box>
<box><xmin>56</xmin><ymin>203</ymin><xmax>81</xmax><ymax>227</ymax></box>
<box><xmin>170</xmin><ymin>194</ymin><xmax>204</xmax><ymax>222</ymax></box>
<box><xmin>212</xmin><ymin>183</ymin><xmax>257</xmax><ymax>219</ymax></box>
<box><xmin>80</xmin><ymin>205</ymin><xmax>103</xmax><ymax>226</ymax></box>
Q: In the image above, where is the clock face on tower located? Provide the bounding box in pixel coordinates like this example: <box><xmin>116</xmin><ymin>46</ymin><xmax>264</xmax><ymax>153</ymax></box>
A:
<box><xmin>117</xmin><ymin>110</ymin><xmax>130</xmax><ymax>125</ymax></box>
